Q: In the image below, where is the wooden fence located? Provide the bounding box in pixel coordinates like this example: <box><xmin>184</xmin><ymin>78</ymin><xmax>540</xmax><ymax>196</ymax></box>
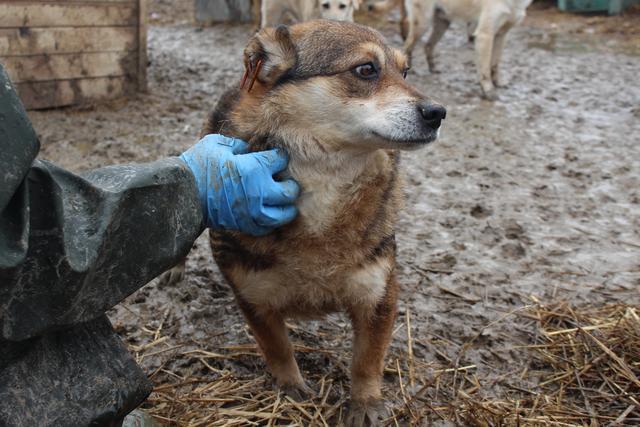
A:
<box><xmin>0</xmin><ymin>0</ymin><xmax>147</xmax><ymax>109</ymax></box>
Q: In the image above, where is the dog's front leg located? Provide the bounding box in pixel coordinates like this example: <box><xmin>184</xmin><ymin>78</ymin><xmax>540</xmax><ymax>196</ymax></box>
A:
<box><xmin>345</xmin><ymin>276</ymin><xmax>399</xmax><ymax>427</ymax></box>
<box><xmin>399</xmin><ymin>0</ymin><xmax>410</xmax><ymax>41</ymax></box>
<box><xmin>402</xmin><ymin>0</ymin><xmax>429</xmax><ymax>67</ymax></box>
<box><xmin>251</xmin><ymin>0</ymin><xmax>262</xmax><ymax>32</ymax></box>
<box><xmin>475</xmin><ymin>28</ymin><xmax>497</xmax><ymax>100</ymax></box>
<box><xmin>424</xmin><ymin>9</ymin><xmax>450</xmax><ymax>73</ymax></box>
<box><xmin>236</xmin><ymin>297</ymin><xmax>313</xmax><ymax>400</ymax></box>
<box><xmin>490</xmin><ymin>24</ymin><xmax>512</xmax><ymax>88</ymax></box>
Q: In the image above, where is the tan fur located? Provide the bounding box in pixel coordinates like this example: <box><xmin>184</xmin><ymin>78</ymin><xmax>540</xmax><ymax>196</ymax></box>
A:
<box><xmin>200</xmin><ymin>20</ymin><xmax>444</xmax><ymax>426</ymax></box>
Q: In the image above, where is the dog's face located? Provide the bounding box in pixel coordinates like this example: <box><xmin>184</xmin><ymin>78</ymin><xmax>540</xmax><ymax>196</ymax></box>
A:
<box><xmin>319</xmin><ymin>0</ymin><xmax>360</xmax><ymax>21</ymax></box>
<box><xmin>236</xmin><ymin>20</ymin><xmax>445</xmax><ymax>153</ymax></box>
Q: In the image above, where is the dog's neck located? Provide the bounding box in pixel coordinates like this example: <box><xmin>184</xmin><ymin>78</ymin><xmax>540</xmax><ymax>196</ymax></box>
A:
<box><xmin>258</xmin><ymin>132</ymin><xmax>384</xmax><ymax>181</ymax></box>
<box><xmin>261</xmin><ymin>132</ymin><xmax>392</xmax><ymax>235</ymax></box>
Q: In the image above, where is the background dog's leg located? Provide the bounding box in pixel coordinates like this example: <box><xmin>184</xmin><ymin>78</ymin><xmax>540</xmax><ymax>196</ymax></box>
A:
<box><xmin>236</xmin><ymin>298</ymin><xmax>312</xmax><ymax>400</ymax></box>
<box><xmin>345</xmin><ymin>276</ymin><xmax>399</xmax><ymax>426</ymax></box>
<box><xmin>474</xmin><ymin>22</ymin><xmax>497</xmax><ymax>100</ymax></box>
<box><xmin>424</xmin><ymin>9</ymin><xmax>450</xmax><ymax>73</ymax></box>
<box><xmin>490</xmin><ymin>24</ymin><xmax>512</xmax><ymax>88</ymax></box>
<box><xmin>400</xmin><ymin>17</ymin><xmax>410</xmax><ymax>42</ymax></box>
<box><xmin>402</xmin><ymin>0</ymin><xmax>429</xmax><ymax>67</ymax></box>
<box><xmin>251</xmin><ymin>0</ymin><xmax>261</xmax><ymax>32</ymax></box>
<box><xmin>400</xmin><ymin>0</ymin><xmax>410</xmax><ymax>41</ymax></box>
<box><xmin>466</xmin><ymin>21</ymin><xmax>476</xmax><ymax>43</ymax></box>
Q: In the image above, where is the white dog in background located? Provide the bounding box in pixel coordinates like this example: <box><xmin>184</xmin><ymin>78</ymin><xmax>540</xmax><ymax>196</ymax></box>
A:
<box><xmin>260</xmin><ymin>0</ymin><xmax>361</xmax><ymax>27</ymax></box>
<box><xmin>403</xmin><ymin>0</ymin><xmax>532</xmax><ymax>99</ymax></box>
<box><xmin>319</xmin><ymin>0</ymin><xmax>362</xmax><ymax>21</ymax></box>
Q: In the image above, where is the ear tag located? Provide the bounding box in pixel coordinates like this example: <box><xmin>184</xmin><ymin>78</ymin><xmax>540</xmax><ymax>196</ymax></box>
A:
<box><xmin>247</xmin><ymin>59</ymin><xmax>263</xmax><ymax>92</ymax></box>
<box><xmin>240</xmin><ymin>66</ymin><xmax>250</xmax><ymax>90</ymax></box>
<box><xmin>240</xmin><ymin>59</ymin><xmax>263</xmax><ymax>93</ymax></box>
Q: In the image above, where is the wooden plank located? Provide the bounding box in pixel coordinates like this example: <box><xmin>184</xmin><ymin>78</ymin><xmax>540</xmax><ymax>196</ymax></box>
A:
<box><xmin>0</xmin><ymin>4</ymin><xmax>137</xmax><ymax>27</ymax></box>
<box><xmin>2</xmin><ymin>51</ymin><xmax>137</xmax><ymax>83</ymax></box>
<box><xmin>137</xmin><ymin>0</ymin><xmax>147</xmax><ymax>91</ymax></box>
<box><xmin>15</xmin><ymin>76</ymin><xmax>133</xmax><ymax>109</ymax></box>
<box><xmin>0</xmin><ymin>27</ymin><xmax>137</xmax><ymax>56</ymax></box>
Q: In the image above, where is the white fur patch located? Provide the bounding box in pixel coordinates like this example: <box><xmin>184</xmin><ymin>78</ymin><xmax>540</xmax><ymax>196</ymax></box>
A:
<box><xmin>342</xmin><ymin>258</ymin><xmax>392</xmax><ymax>305</ymax></box>
<box><xmin>359</xmin><ymin>93</ymin><xmax>433</xmax><ymax>144</ymax></box>
<box><xmin>291</xmin><ymin>152</ymin><xmax>373</xmax><ymax>234</ymax></box>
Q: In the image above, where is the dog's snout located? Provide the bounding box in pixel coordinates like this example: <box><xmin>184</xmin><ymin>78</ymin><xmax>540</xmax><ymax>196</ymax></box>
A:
<box><xmin>418</xmin><ymin>102</ymin><xmax>446</xmax><ymax>129</ymax></box>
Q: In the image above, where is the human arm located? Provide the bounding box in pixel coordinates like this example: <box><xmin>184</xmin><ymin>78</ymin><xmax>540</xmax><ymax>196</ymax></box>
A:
<box><xmin>0</xmin><ymin>66</ymin><xmax>203</xmax><ymax>341</ymax></box>
<box><xmin>0</xmin><ymin>65</ymin><xmax>299</xmax><ymax>341</ymax></box>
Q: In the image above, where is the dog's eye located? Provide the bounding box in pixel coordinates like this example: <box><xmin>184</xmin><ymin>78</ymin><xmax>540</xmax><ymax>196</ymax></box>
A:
<box><xmin>322</xmin><ymin>2</ymin><xmax>330</xmax><ymax>9</ymax></box>
<box><xmin>339</xmin><ymin>3</ymin><xmax>347</xmax><ymax>8</ymax></box>
<box><xmin>354</xmin><ymin>63</ymin><xmax>378</xmax><ymax>80</ymax></box>
<box><xmin>402</xmin><ymin>67</ymin><xmax>410</xmax><ymax>79</ymax></box>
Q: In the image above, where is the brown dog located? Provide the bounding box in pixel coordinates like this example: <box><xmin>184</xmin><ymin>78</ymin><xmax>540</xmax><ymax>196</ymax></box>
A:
<box><xmin>198</xmin><ymin>20</ymin><xmax>444</xmax><ymax>426</ymax></box>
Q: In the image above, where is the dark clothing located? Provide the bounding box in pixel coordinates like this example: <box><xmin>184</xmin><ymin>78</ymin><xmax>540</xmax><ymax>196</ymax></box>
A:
<box><xmin>0</xmin><ymin>316</ymin><xmax>152</xmax><ymax>427</ymax></box>
<box><xmin>0</xmin><ymin>65</ymin><xmax>203</xmax><ymax>425</ymax></box>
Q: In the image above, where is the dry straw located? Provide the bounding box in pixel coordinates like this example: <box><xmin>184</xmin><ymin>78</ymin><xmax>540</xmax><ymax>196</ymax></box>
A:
<box><xmin>138</xmin><ymin>302</ymin><xmax>639</xmax><ymax>426</ymax></box>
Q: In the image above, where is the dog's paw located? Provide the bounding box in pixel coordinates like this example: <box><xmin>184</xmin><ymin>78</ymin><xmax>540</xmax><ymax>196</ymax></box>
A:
<box><xmin>158</xmin><ymin>264</ymin><xmax>185</xmax><ymax>287</ymax></box>
<box><xmin>481</xmin><ymin>88</ymin><xmax>498</xmax><ymax>101</ymax></box>
<box><xmin>278</xmin><ymin>381</ymin><xmax>315</xmax><ymax>402</ymax></box>
<box><xmin>343</xmin><ymin>399</ymin><xmax>387</xmax><ymax>427</ymax></box>
<box><xmin>492</xmin><ymin>80</ymin><xmax>506</xmax><ymax>89</ymax></box>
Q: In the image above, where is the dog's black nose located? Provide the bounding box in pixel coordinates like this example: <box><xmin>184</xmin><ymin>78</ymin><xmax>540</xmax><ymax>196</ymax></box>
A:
<box><xmin>368</xmin><ymin>4</ymin><xmax>374</xmax><ymax>11</ymax></box>
<box><xmin>418</xmin><ymin>102</ymin><xmax>446</xmax><ymax>129</ymax></box>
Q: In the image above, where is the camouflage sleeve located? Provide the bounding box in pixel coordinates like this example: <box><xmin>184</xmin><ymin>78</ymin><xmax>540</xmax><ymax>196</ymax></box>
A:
<box><xmin>0</xmin><ymin>65</ymin><xmax>203</xmax><ymax>342</ymax></box>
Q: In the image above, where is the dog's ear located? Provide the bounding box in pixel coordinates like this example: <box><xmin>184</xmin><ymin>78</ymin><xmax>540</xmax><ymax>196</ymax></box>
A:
<box><xmin>243</xmin><ymin>25</ymin><xmax>296</xmax><ymax>89</ymax></box>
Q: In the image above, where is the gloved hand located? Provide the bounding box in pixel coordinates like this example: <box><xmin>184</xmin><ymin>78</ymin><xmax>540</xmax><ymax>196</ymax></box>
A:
<box><xmin>180</xmin><ymin>134</ymin><xmax>300</xmax><ymax>236</ymax></box>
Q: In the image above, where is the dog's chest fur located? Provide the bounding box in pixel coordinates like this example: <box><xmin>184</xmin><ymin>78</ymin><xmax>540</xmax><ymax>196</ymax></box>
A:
<box><xmin>211</xmin><ymin>147</ymin><xmax>400</xmax><ymax>317</ymax></box>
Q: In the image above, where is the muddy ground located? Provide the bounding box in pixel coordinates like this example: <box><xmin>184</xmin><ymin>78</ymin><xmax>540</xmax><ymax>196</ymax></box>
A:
<box><xmin>27</xmin><ymin>0</ymin><xmax>640</xmax><ymax>424</ymax></box>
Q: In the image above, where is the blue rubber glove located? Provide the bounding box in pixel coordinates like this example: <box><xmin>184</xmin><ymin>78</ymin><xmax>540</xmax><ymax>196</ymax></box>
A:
<box><xmin>180</xmin><ymin>134</ymin><xmax>300</xmax><ymax>236</ymax></box>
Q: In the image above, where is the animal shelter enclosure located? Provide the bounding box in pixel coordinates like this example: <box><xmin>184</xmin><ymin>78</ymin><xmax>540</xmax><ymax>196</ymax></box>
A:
<box><xmin>4</xmin><ymin>0</ymin><xmax>639</xmax><ymax>425</ymax></box>
<box><xmin>0</xmin><ymin>0</ymin><xmax>148</xmax><ymax>109</ymax></box>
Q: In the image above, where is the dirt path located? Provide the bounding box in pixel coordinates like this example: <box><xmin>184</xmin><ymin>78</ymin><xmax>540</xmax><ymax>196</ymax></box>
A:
<box><xmin>27</xmin><ymin>2</ymin><xmax>640</xmax><ymax>423</ymax></box>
